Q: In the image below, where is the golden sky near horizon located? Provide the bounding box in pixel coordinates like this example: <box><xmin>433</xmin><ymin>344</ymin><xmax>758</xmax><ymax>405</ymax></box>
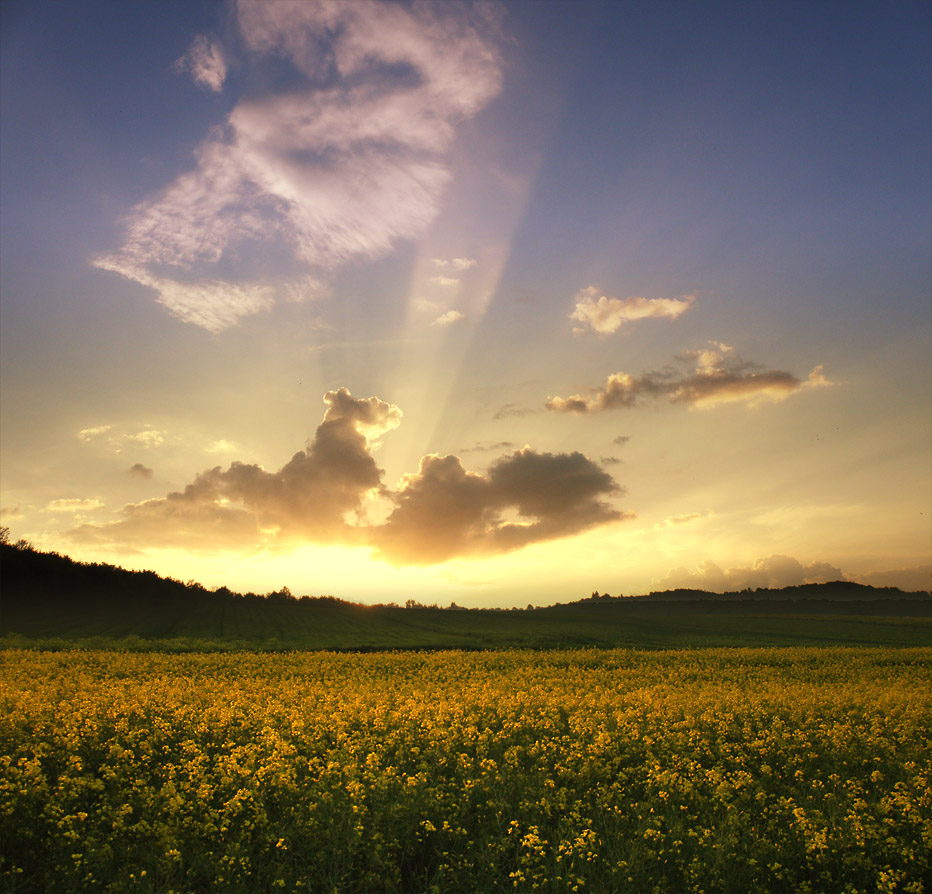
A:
<box><xmin>1</xmin><ymin>0</ymin><xmax>929</xmax><ymax>605</ymax></box>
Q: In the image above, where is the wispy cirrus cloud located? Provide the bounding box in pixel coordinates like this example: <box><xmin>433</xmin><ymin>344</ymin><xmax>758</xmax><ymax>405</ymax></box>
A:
<box><xmin>493</xmin><ymin>402</ymin><xmax>534</xmax><ymax>420</ymax></box>
<box><xmin>126</xmin><ymin>430</ymin><xmax>165</xmax><ymax>448</ymax></box>
<box><xmin>547</xmin><ymin>342</ymin><xmax>830</xmax><ymax>413</ymax></box>
<box><xmin>45</xmin><ymin>498</ymin><xmax>104</xmax><ymax>513</ymax></box>
<box><xmin>205</xmin><ymin>439</ymin><xmax>240</xmax><ymax>455</ymax></box>
<box><xmin>71</xmin><ymin>388</ymin><xmax>626</xmax><ymax>564</ymax></box>
<box><xmin>78</xmin><ymin>424</ymin><xmax>168</xmax><ymax>453</ymax></box>
<box><xmin>415</xmin><ymin>256</ymin><xmax>479</xmax><ymax>325</ymax></box>
<box><xmin>94</xmin><ymin>1</ymin><xmax>504</xmax><ymax>331</ymax></box>
<box><xmin>78</xmin><ymin>425</ymin><xmax>112</xmax><ymax>441</ymax></box>
<box><xmin>432</xmin><ymin>310</ymin><xmax>465</xmax><ymax>327</ymax></box>
<box><xmin>570</xmin><ymin>286</ymin><xmax>695</xmax><ymax>335</ymax></box>
<box><xmin>429</xmin><ymin>275</ymin><xmax>462</xmax><ymax>289</ymax></box>
<box><xmin>431</xmin><ymin>257</ymin><xmax>477</xmax><ymax>272</ymax></box>
<box><xmin>174</xmin><ymin>34</ymin><xmax>227</xmax><ymax>92</ymax></box>
<box><xmin>459</xmin><ymin>440</ymin><xmax>516</xmax><ymax>454</ymax></box>
<box><xmin>653</xmin><ymin>511</ymin><xmax>714</xmax><ymax>529</ymax></box>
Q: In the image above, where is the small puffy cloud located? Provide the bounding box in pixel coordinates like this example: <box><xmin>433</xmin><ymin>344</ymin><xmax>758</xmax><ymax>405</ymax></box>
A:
<box><xmin>371</xmin><ymin>448</ymin><xmax>628</xmax><ymax>565</ymax></box>
<box><xmin>432</xmin><ymin>257</ymin><xmax>477</xmax><ymax>271</ymax></box>
<box><xmin>78</xmin><ymin>425</ymin><xmax>112</xmax><ymax>441</ymax></box>
<box><xmin>73</xmin><ymin>388</ymin><xmax>625</xmax><ymax>565</ymax></box>
<box><xmin>460</xmin><ymin>441</ymin><xmax>516</xmax><ymax>453</ymax></box>
<box><xmin>599</xmin><ymin>456</ymin><xmax>622</xmax><ymax>466</ymax></box>
<box><xmin>656</xmin><ymin>555</ymin><xmax>845</xmax><ymax>592</ymax></box>
<box><xmin>46</xmin><ymin>498</ymin><xmax>104</xmax><ymax>513</ymax></box>
<box><xmin>429</xmin><ymin>275</ymin><xmax>462</xmax><ymax>288</ymax></box>
<box><xmin>205</xmin><ymin>439</ymin><xmax>239</xmax><ymax>455</ymax></box>
<box><xmin>547</xmin><ymin>342</ymin><xmax>830</xmax><ymax>413</ymax></box>
<box><xmin>174</xmin><ymin>34</ymin><xmax>227</xmax><ymax>92</ymax></box>
<box><xmin>653</xmin><ymin>511</ymin><xmax>712</xmax><ymax>529</ymax></box>
<box><xmin>570</xmin><ymin>286</ymin><xmax>695</xmax><ymax>335</ymax></box>
<box><xmin>419</xmin><ymin>258</ymin><xmax>476</xmax><ymax>311</ymax></box>
<box><xmin>128</xmin><ymin>463</ymin><xmax>154</xmax><ymax>479</ymax></box>
<box><xmin>804</xmin><ymin>366</ymin><xmax>831</xmax><ymax>389</ymax></box>
<box><xmin>95</xmin><ymin>2</ymin><xmax>504</xmax><ymax>330</ymax></box>
<box><xmin>126</xmin><ymin>429</ymin><xmax>165</xmax><ymax>449</ymax></box>
<box><xmin>0</xmin><ymin>505</ymin><xmax>25</xmax><ymax>521</ymax></box>
<box><xmin>613</xmin><ymin>435</ymin><xmax>631</xmax><ymax>446</ymax></box>
<box><xmin>433</xmin><ymin>310</ymin><xmax>465</xmax><ymax>327</ymax></box>
<box><xmin>413</xmin><ymin>297</ymin><xmax>449</xmax><ymax>316</ymax></box>
<box><xmin>493</xmin><ymin>403</ymin><xmax>533</xmax><ymax>420</ymax></box>
<box><xmin>546</xmin><ymin>372</ymin><xmax>647</xmax><ymax>413</ymax></box>
<box><xmin>79</xmin><ymin>424</ymin><xmax>169</xmax><ymax>453</ymax></box>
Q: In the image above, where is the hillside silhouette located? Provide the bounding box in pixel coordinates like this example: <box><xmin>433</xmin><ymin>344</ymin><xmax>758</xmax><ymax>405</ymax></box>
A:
<box><xmin>2</xmin><ymin>533</ymin><xmax>930</xmax><ymax>650</ymax></box>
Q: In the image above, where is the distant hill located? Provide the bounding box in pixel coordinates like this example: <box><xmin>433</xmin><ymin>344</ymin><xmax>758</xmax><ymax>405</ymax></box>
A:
<box><xmin>589</xmin><ymin>581</ymin><xmax>931</xmax><ymax>602</ymax></box>
<box><xmin>2</xmin><ymin>539</ymin><xmax>930</xmax><ymax>651</ymax></box>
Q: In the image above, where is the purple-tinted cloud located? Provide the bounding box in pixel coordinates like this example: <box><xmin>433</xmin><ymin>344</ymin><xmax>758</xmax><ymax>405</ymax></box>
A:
<box><xmin>94</xmin><ymin>1</ymin><xmax>505</xmax><ymax>330</ymax></box>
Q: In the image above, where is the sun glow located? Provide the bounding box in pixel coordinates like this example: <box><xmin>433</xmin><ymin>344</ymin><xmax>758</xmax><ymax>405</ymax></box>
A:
<box><xmin>0</xmin><ymin>0</ymin><xmax>928</xmax><ymax>602</ymax></box>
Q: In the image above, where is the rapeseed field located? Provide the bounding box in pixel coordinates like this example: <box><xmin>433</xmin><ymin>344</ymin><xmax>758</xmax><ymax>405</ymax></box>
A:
<box><xmin>2</xmin><ymin>648</ymin><xmax>930</xmax><ymax>893</ymax></box>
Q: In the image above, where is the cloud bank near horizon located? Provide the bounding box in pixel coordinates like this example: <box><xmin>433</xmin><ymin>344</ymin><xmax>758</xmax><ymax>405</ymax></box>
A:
<box><xmin>93</xmin><ymin>0</ymin><xmax>504</xmax><ymax>331</ymax></box>
<box><xmin>856</xmin><ymin>565</ymin><xmax>932</xmax><ymax>593</ymax></box>
<box><xmin>71</xmin><ymin>389</ymin><xmax>628</xmax><ymax>564</ymax></box>
<box><xmin>547</xmin><ymin>343</ymin><xmax>830</xmax><ymax>413</ymax></box>
<box><xmin>656</xmin><ymin>555</ymin><xmax>845</xmax><ymax>592</ymax></box>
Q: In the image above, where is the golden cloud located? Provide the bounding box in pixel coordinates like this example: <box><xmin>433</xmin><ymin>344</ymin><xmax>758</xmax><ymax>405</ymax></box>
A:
<box><xmin>72</xmin><ymin>389</ymin><xmax>627</xmax><ymax>565</ymax></box>
<box><xmin>547</xmin><ymin>342</ymin><xmax>830</xmax><ymax>413</ymax></box>
<box><xmin>372</xmin><ymin>448</ymin><xmax>628</xmax><ymax>565</ymax></box>
<box><xmin>570</xmin><ymin>286</ymin><xmax>695</xmax><ymax>335</ymax></box>
<box><xmin>46</xmin><ymin>498</ymin><xmax>104</xmax><ymax>513</ymax></box>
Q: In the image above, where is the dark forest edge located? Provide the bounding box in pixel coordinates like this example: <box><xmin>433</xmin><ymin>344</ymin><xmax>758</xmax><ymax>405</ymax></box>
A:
<box><xmin>2</xmin><ymin>532</ymin><xmax>930</xmax><ymax>651</ymax></box>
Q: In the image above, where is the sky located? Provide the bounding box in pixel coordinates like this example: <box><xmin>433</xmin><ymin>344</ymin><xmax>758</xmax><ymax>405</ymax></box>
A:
<box><xmin>1</xmin><ymin>0</ymin><xmax>930</xmax><ymax>606</ymax></box>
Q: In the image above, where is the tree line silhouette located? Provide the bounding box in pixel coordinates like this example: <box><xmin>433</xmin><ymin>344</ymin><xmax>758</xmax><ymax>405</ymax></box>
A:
<box><xmin>1</xmin><ymin>527</ymin><xmax>928</xmax><ymax>647</ymax></box>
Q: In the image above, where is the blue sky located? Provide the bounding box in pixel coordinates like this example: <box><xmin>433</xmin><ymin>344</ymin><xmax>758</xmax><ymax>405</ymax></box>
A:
<box><xmin>2</xmin><ymin>0</ymin><xmax>929</xmax><ymax>603</ymax></box>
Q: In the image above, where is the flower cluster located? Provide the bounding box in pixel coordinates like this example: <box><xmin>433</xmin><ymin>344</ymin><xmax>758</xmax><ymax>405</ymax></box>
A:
<box><xmin>1</xmin><ymin>648</ymin><xmax>930</xmax><ymax>892</ymax></box>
